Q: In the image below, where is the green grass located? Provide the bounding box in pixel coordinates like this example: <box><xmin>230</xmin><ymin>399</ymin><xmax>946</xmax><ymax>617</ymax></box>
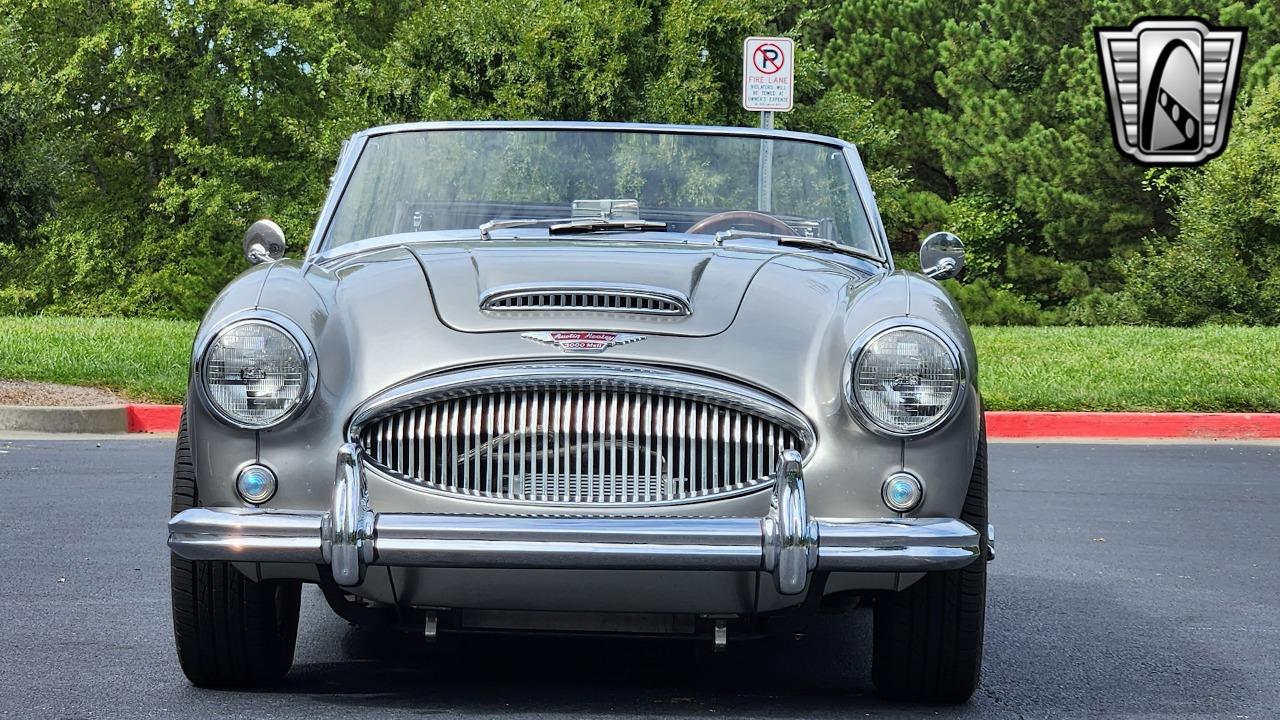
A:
<box><xmin>973</xmin><ymin>325</ymin><xmax>1280</xmax><ymax>412</ymax></box>
<box><xmin>0</xmin><ymin>316</ymin><xmax>196</xmax><ymax>404</ymax></box>
<box><xmin>0</xmin><ymin>317</ymin><xmax>1277</xmax><ymax>411</ymax></box>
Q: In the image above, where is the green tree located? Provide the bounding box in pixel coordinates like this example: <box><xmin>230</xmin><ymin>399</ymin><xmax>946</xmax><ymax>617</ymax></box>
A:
<box><xmin>0</xmin><ymin>21</ymin><xmax>59</xmax><ymax>246</ymax></box>
<box><xmin>0</xmin><ymin>0</ymin><xmax>898</xmax><ymax>318</ymax></box>
<box><xmin>0</xmin><ymin>1</ymin><xmax>401</xmax><ymax>316</ymax></box>
<box><xmin>824</xmin><ymin>0</ymin><xmax>1280</xmax><ymax>319</ymax></box>
<box><xmin>824</xmin><ymin>0</ymin><xmax>971</xmax><ymax>196</ymax></box>
<box><xmin>1122</xmin><ymin>77</ymin><xmax>1280</xmax><ymax>325</ymax></box>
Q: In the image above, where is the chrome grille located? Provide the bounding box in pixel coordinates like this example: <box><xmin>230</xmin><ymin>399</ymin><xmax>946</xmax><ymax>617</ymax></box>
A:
<box><xmin>481</xmin><ymin>287</ymin><xmax>690</xmax><ymax>316</ymax></box>
<box><xmin>358</xmin><ymin>378</ymin><xmax>807</xmax><ymax>506</ymax></box>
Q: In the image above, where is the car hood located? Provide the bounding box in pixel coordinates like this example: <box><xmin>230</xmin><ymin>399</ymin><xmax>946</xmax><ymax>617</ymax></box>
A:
<box><xmin>412</xmin><ymin>238</ymin><xmax>782</xmax><ymax>336</ymax></box>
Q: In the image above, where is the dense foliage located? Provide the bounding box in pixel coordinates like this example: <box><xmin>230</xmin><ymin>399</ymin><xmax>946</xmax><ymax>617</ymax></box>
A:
<box><xmin>0</xmin><ymin>0</ymin><xmax>1277</xmax><ymax>323</ymax></box>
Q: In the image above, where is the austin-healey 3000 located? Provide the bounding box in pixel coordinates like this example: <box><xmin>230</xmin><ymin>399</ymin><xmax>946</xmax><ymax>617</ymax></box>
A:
<box><xmin>167</xmin><ymin>121</ymin><xmax>992</xmax><ymax>702</ymax></box>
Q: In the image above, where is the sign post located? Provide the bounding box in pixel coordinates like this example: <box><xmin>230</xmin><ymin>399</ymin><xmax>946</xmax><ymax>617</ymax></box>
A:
<box><xmin>742</xmin><ymin>37</ymin><xmax>794</xmax><ymax>213</ymax></box>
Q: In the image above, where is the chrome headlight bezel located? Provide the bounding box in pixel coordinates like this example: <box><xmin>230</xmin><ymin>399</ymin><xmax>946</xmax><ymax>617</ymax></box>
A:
<box><xmin>194</xmin><ymin>310</ymin><xmax>318</xmax><ymax>430</ymax></box>
<box><xmin>843</xmin><ymin>318</ymin><xmax>968</xmax><ymax>438</ymax></box>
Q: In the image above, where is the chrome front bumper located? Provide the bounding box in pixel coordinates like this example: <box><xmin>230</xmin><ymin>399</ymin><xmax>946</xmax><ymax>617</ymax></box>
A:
<box><xmin>168</xmin><ymin>444</ymin><xmax>982</xmax><ymax>596</ymax></box>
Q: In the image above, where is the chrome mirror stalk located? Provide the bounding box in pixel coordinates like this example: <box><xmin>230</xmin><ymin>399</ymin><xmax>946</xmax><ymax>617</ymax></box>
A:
<box><xmin>919</xmin><ymin>231</ymin><xmax>965</xmax><ymax>280</ymax></box>
<box><xmin>243</xmin><ymin>219</ymin><xmax>287</xmax><ymax>265</ymax></box>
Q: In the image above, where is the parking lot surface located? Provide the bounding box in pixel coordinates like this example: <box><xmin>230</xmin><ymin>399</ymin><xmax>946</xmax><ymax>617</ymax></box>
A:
<box><xmin>2</xmin><ymin>438</ymin><xmax>1276</xmax><ymax>719</ymax></box>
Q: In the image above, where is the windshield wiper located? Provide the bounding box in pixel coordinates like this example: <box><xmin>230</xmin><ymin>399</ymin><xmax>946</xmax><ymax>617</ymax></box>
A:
<box><xmin>549</xmin><ymin>219</ymin><xmax>668</xmax><ymax>235</ymax></box>
<box><xmin>479</xmin><ymin>217</ymin><xmax>668</xmax><ymax>240</ymax></box>
<box><xmin>713</xmin><ymin>229</ymin><xmax>882</xmax><ymax>263</ymax></box>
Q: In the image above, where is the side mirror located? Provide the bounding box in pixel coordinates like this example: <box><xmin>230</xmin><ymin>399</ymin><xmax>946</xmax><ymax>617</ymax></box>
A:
<box><xmin>919</xmin><ymin>231</ymin><xmax>965</xmax><ymax>280</ymax></box>
<box><xmin>243</xmin><ymin>219</ymin><xmax>287</xmax><ymax>265</ymax></box>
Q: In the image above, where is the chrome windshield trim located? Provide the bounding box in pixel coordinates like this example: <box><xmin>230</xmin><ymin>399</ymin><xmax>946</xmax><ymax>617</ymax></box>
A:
<box><xmin>842</xmin><ymin>146</ymin><xmax>894</xmax><ymax>267</ymax></box>
<box><xmin>306</xmin><ymin>133</ymin><xmax>369</xmax><ymax>259</ymax></box>
<box><xmin>305</xmin><ymin>121</ymin><xmax>886</xmax><ymax>263</ymax></box>
<box><xmin>355</xmin><ymin>120</ymin><xmax>857</xmax><ymax>150</ymax></box>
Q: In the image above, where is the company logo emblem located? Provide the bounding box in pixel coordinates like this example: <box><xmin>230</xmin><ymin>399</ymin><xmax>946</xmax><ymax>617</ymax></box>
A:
<box><xmin>522</xmin><ymin>331</ymin><xmax>646</xmax><ymax>353</ymax></box>
<box><xmin>1095</xmin><ymin>18</ymin><xmax>1245</xmax><ymax>166</ymax></box>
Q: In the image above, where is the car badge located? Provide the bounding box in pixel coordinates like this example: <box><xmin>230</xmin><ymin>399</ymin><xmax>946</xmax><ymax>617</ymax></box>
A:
<box><xmin>522</xmin><ymin>331</ymin><xmax>646</xmax><ymax>354</ymax></box>
<box><xmin>1095</xmin><ymin>17</ymin><xmax>1245</xmax><ymax>166</ymax></box>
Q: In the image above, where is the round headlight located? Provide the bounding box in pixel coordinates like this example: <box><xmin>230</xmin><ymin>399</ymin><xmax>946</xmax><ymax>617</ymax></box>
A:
<box><xmin>200</xmin><ymin>319</ymin><xmax>314</xmax><ymax>429</ymax></box>
<box><xmin>849</xmin><ymin>324</ymin><xmax>963</xmax><ymax>436</ymax></box>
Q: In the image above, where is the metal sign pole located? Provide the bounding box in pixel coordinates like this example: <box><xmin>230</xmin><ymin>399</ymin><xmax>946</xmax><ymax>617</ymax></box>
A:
<box><xmin>758</xmin><ymin>111</ymin><xmax>774</xmax><ymax>212</ymax></box>
<box><xmin>744</xmin><ymin>35</ymin><xmax>791</xmax><ymax>211</ymax></box>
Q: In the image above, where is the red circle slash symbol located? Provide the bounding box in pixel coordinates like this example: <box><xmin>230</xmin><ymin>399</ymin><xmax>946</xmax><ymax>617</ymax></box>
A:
<box><xmin>752</xmin><ymin>43</ymin><xmax>785</xmax><ymax>74</ymax></box>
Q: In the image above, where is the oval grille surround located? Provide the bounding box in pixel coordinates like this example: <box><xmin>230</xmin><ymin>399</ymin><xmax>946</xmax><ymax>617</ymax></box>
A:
<box><xmin>356</xmin><ymin>371</ymin><xmax>810</xmax><ymax>507</ymax></box>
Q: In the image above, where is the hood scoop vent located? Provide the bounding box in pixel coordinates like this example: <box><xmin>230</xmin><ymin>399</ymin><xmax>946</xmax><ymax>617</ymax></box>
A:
<box><xmin>480</xmin><ymin>284</ymin><xmax>691</xmax><ymax>317</ymax></box>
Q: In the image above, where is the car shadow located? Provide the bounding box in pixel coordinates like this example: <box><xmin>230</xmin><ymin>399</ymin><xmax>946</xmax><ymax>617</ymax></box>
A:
<box><xmin>277</xmin><ymin>593</ymin><xmax>898</xmax><ymax>718</ymax></box>
<box><xmin>242</xmin><ymin>572</ymin><xmax>1261</xmax><ymax>718</ymax></box>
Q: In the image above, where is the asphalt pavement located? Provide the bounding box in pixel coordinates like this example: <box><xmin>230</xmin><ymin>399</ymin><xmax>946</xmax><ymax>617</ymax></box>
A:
<box><xmin>1</xmin><ymin>438</ymin><xmax>1276</xmax><ymax>719</ymax></box>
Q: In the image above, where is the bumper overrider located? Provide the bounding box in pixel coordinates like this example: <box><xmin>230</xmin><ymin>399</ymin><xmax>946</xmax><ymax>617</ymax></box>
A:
<box><xmin>168</xmin><ymin>444</ymin><xmax>983</xmax><ymax>596</ymax></box>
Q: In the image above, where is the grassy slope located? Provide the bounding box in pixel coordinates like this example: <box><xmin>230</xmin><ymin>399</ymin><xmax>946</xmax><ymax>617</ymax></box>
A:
<box><xmin>0</xmin><ymin>316</ymin><xmax>196</xmax><ymax>404</ymax></box>
<box><xmin>0</xmin><ymin>317</ymin><xmax>1276</xmax><ymax>411</ymax></box>
<box><xmin>973</xmin><ymin>326</ymin><xmax>1280</xmax><ymax>412</ymax></box>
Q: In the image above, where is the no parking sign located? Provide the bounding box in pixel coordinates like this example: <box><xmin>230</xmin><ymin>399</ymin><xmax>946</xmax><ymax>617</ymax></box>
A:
<box><xmin>742</xmin><ymin>37</ymin><xmax>794</xmax><ymax>112</ymax></box>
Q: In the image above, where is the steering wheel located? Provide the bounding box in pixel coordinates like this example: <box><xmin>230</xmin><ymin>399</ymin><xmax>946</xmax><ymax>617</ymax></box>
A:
<box><xmin>687</xmin><ymin>210</ymin><xmax>794</xmax><ymax>236</ymax></box>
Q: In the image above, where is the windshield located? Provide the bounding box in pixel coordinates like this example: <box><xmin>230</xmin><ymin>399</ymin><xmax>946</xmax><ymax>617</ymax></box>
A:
<box><xmin>324</xmin><ymin>128</ymin><xmax>878</xmax><ymax>254</ymax></box>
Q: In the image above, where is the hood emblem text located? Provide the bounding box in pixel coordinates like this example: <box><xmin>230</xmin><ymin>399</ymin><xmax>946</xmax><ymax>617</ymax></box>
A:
<box><xmin>522</xmin><ymin>331</ymin><xmax>646</xmax><ymax>354</ymax></box>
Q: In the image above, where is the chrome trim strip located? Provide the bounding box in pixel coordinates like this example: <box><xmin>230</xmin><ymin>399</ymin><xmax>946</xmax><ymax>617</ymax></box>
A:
<box><xmin>191</xmin><ymin>309</ymin><xmax>319</xmax><ymax>431</ymax></box>
<box><xmin>357</xmin><ymin>120</ymin><xmax>857</xmax><ymax>150</ymax></box>
<box><xmin>481</xmin><ymin>283</ymin><xmax>691</xmax><ymax>316</ymax></box>
<box><xmin>167</xmin><ymin>509</ymin><xmax>324</xmax><ymax>563</ymax></box>
<box><xmin>166</xmin><ymin>446</ymin><xmax>983</xmax><ymax>591</ymax></box>
<box><xmin>374</xmin><ymin>515</ymin><xmax>764</xmax><ymax>570</ymax></box>
<box><xmin>817</xmin><ymin>518</ymin><xmax>981</xmax><ymax>571</ymax></box>
<box><xmin>305</xmin><ymin>132</ymin><xmax>369</xmax><ymax>259</ymax></box>
<box><xmin>842</xmin><ymin>146</ymin><xmax>894</xmax><ymax>266</ymax></box>
<box><xmin>842</xmin><ymin>317</ymin><xmax>970</xmax><ymax>439</ymax></box>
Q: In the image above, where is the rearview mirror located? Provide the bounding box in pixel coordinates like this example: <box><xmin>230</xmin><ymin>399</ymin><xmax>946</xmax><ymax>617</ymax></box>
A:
<box><xmin>919</xmin><ymin>231</ymin><xmax>965</xmax><ymax>280</ymax></box>
<box><xmin>243</xmin><ymin>219</ymin><xmax>286</xmax><ymax>265</ymax></box>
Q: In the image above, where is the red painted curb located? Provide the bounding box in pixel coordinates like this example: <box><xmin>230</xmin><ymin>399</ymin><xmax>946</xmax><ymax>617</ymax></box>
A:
<box><xmin>985</xmin><ymin>411</ymin><xmax>1280</xmax><ymax>439</ymax></box>
<box><xmin>126</xmin><ymin>404</ymin><xmax>184</xmax><ymax>433</ymax></box>
<box><xmin>124</xmin><ymin>404</ymin><xmax>1280</xmax><ymax>439</ymax></box>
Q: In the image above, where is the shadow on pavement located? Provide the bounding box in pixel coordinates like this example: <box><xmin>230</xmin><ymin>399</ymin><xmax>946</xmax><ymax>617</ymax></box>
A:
<box><xmin>277</xmin><ymin>605</ymin><xmax>892</xmax><ymax>718</ymax></box>
<box><xmin>213</xmin><ymin>572</ymin><xmax>1265</xmax><ymax>719</ymax></box>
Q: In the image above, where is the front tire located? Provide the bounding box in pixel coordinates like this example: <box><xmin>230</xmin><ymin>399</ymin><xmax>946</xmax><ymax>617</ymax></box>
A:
<box><xmin>170</xmin><ymin>410</ymin><xmax>302</xmax><ymax>687</ymax></box>
<box><xmin>871</xmin><ymin>421</ymin><xmax>988</xmax><ymax>703</ymax></box>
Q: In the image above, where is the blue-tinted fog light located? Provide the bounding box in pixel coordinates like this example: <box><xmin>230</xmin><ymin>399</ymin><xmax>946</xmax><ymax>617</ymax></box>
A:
<box><xmin>882</xmin><ymin>473</ymin><xmax>923</xmax><ymax>512</ymax></box>
<box><xmin>236</xmin><ymin>464</ymin><xmax>277</xmax><ymax>504</ymax></box>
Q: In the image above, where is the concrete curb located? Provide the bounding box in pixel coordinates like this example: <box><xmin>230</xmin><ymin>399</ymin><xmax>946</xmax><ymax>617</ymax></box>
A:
<box><xmin>4</xmin><ymin>404</ymin><xmax>1280</xmax><ymax>440</ymax></box>
<box><xmin>0</xmin><ymin>404</ymin><xmax>128</xmax><ymax>434</ymax></box>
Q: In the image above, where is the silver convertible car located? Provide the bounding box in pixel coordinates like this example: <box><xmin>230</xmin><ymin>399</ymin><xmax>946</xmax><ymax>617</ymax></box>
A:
<box><xmin>167</xmin><ymin>121</ymin><xmax>992</xmax><ymax>702</ymax></box>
